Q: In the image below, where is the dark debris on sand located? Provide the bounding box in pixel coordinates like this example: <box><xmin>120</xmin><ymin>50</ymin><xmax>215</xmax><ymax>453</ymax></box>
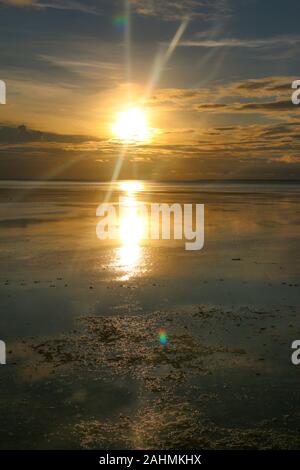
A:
<box><xmin>30</xmin><ymin>307</ymin><xmax>300</xmax><ymax>450</ymax></box>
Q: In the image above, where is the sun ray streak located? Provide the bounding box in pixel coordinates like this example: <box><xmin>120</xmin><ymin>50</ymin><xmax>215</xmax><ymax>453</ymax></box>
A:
<box><xmin>144</xmin><ymin>17</ymin><xmax>189</xmax><ymax>101</ymax></box>
<box><xmin>125</xmin><ymin>0</ymin><xmax>132</xmax><ymax>103</ymax></box>
<box><xmin>106</xmin><ymin>13</ymin><xmax>188</xmax><ymax>202</ymax></box>
<box><xmin>104</xmin><ymin>144</ymin><xmax>128</xmax><ymax>203</ymax></box>
<box><xmin>106</xmin><ymin>0</ymin><xmax>132</xmax><ymax>203</ymax></box>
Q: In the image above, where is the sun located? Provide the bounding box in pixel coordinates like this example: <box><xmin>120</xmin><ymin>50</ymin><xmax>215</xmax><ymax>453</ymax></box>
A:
<box><xmin>112</xmin><ymin>107</ymin><xmax>150</xmax><ymax>143</ymax></box>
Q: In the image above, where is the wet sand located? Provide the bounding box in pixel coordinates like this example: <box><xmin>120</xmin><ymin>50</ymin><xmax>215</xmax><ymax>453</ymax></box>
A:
<box><xmin>0</xmin><ymin>181</ymin><xmax>299</xmax><ymax>449</ymax></box>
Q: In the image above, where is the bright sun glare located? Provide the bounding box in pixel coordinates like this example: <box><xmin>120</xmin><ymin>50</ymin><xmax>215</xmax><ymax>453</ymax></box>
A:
<box><xmin>119</xmin><ymin>181</ymin><xmax>144</xmax><ymax>193</ymax></box>
<box><xmin>112</xmin><ymin>107</ymin><xmax>150</xmax><ymax>143</ymax></box>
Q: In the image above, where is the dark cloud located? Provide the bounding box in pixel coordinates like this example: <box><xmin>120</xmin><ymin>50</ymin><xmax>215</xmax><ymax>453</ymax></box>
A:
<box><xmin>196</xmin><ymin>99</ymin><xmax>296</xmax><ymax>116</ymax></box>
<box><xmin>131</xmin><ymin>0</ymin><xmax>230</xmax><ymax>21</ymax></box>
<box><xmin>0</xmin><ymin>124</ymin><xmax>99</xmax><ymax>144</ymax></box>
<box><xmin>240</xmin><ymin>100</ymin><xmax>294</xmax><ymax>112</ymax></box>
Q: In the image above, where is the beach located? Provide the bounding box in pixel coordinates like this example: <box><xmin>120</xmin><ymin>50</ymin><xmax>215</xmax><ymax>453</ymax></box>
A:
<box><xmin>0</xmin><ymin>180</ymin><xmax>299</xmax><ymax>449</ymax></box>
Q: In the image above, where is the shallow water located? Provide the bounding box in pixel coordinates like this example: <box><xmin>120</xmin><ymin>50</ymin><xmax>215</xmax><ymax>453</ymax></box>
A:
<box><xmin>0</xmin><ymin>180</ymin><xmax>299</xmax><ymax>449</ymax></box>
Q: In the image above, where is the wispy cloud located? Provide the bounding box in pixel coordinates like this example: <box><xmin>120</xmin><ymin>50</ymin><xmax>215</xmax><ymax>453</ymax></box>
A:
<box><xmin>179</xmin><ymin>35</ymin><xmax>300</xmax><ymax>48</ymax></box>
<box><xmin>196</xmin><ymin>100</ymin><xmax>296</xmax><ymax>117</ymax></box>
<box><xmin>0</xmin><ymin>0</ymin><xmax>230</xmax><ymax>19</ymax></box>
<box><xmin>149</xmin><ymin>76</ymin><xmax>297</xmax><ymax>121</ymax></box>
<box><xmin>0</xmin><ymin>0</ymin><xmax>34</xmax><ymax>5</ymax></box>
<box><xmin>131</xmin><ymin>0</ymin><xmax>230</xmax><ymax>21</ymax></box>
<box><xmin>0</xmin><ymin>0</ymin><xmax>102</xmax><ymax>15</ymax></box>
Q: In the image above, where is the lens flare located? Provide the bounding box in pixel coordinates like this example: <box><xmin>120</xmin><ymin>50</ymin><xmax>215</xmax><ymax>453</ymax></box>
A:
<box><xmin>112</xmin><ymin>15</ymin><xmax>128</xmax><ymax>30</ymax></box>
<box><xmin>159</xmin><ymin>328</ymin><xmax>168</xmax><ymax>346</ymax></box>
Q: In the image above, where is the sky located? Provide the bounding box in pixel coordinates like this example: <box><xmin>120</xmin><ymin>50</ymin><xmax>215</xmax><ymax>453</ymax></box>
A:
<box><xmin>0</xmin><ymin>0</ymin><xmax>299</xmax><ymax>180</ymax></box>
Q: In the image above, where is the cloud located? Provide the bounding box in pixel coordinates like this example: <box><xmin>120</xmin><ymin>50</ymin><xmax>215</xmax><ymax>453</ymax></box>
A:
<box><xmin>276</xmin><ymin>154</ymin><xmax>300</xmax><ymax>164</ymax></box>
<box><xmin>131</xmin><ymin>0</ymin><xmax>230</xmax><ymax>21</ymax></box>
<box><xmin>179</xmin><ymin>35</ymin><xmax>300</xmax><ymax>48</ymax></box>
<box><xmin>149</xmin><ymin>76</ymin><xmax>298</xmax><ymax>121</ymax></box>
<box><xmin>0</xmin><ymin>0</ymin><xmax>102</xmax><ymax>15</ymax></box>
<box><xmin>239</xmin><ymin>100</ymin><xmax>294</xmax><ymax>112</ymax></box>
<box><xmin>0</xmin><ymin>124</ymin><xmax>99</xmax><ymax>144</ymax></box>
<box><xmin>1</xmin><ymin>120</ymin><xmax>300</xmax><ymax>180</ymax></box>
<box><xmin>1</xmin><ymin>0</ymin><xmax>229</xmax><ymax>19</ymax></box>
<box><xmin>196</xmin><ymin>100</ymin><xmax>296</xmax><ymax>116</ymax></box>
<box><xmin>1</xmin><ymin>0</ymin><xmax>231</xmax><ymax>21</ymax></box>
<box><xmin>0</xmin><ymin>0</ymin><xmax>34</xmax><ymax>5</ymax></box>
<box><xmin>230</xmin><ymin>77</ymin><xmax>292</xmax><ymax>96</ymax></box>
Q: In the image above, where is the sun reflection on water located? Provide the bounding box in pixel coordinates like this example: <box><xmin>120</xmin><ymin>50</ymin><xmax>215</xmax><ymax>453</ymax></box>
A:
<box><xmin>114</xmin><ymin>181</ymin><xmax>147</xmax><ymax>281</ymax></box>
